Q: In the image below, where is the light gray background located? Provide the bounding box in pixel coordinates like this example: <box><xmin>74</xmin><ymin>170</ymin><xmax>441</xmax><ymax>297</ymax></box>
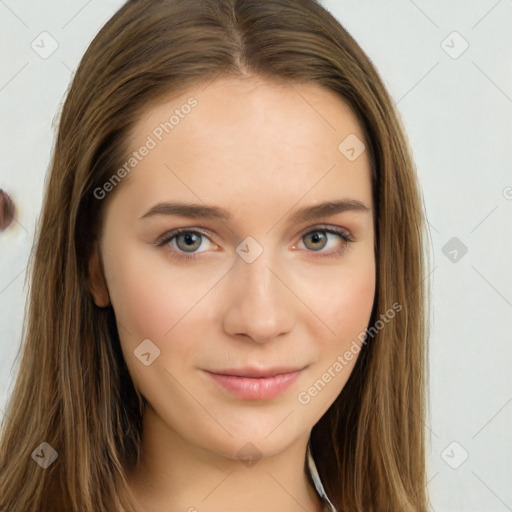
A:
<box><xmin>1</xmin><ymin>1</ymin><xmax>511</xmax><ymax>511</ymax></box>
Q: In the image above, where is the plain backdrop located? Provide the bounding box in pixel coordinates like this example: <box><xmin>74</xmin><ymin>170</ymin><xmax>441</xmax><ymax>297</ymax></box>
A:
<box><xmin>1</xmin><ymin>1</ymin><xmax>511</xmax><ymax>511</ymax></box>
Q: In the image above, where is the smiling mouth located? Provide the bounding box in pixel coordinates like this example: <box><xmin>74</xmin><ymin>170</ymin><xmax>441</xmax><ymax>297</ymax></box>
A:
<box><xmin>203</xmin><ymin>366</ymin><xmax>304</xmax><ymax>400</ymax></box>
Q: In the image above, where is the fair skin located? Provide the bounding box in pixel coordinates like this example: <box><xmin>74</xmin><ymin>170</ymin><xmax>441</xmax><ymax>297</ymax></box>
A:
<box><xmin>88</xmin><ymin>75</ymin><xmax>375</xmax><ymax>512</ymax></box>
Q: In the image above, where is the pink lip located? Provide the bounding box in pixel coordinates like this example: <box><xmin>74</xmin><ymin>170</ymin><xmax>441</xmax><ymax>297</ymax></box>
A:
<box><xmin>203</xmin><ymin>367</ymin><xmax>303</xmax><ymax>400</ymax></box>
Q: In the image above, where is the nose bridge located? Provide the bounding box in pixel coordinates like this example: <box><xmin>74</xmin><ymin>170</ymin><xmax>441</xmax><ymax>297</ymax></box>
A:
<box><xmin>238</xmin><ymin>243</ymin><xmax>276</xmax><ymax>296</ymax></box>
<box><xmin>222</xmin><ymin>238</ymin><xmax>294</xmax><ymax>342</ymax></box>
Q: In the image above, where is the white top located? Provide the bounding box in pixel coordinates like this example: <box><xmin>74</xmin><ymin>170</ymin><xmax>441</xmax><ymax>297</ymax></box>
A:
<box><xmin>306</xmin><ymin>443</ymin><xmax>337</xmax><ymax>512</ymax></box>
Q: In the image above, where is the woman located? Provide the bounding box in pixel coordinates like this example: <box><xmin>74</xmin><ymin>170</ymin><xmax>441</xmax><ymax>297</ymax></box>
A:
<box><xmin>0</xmin><ymin>1</ymin><xmax>431</xmax><ymax>511</ymax></box>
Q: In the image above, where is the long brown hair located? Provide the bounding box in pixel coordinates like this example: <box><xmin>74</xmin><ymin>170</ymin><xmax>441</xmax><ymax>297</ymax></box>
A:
<box><xmin>0</xmin><ymin>1</ymin><xmax>431</xmax><ymax>510</ymax></box>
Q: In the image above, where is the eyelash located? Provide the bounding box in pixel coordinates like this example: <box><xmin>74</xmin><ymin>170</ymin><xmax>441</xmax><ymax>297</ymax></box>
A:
<box><xmin>154</xmin><ymin>225</ymin><xmax>353</xmax><ymax>261</ymax></box>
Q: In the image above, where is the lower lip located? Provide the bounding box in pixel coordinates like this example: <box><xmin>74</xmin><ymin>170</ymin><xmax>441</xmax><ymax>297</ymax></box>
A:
<box><xmin>204</xmin><ymin>370</ymin><xmax>302</xmax><ymax>400</ymax></box>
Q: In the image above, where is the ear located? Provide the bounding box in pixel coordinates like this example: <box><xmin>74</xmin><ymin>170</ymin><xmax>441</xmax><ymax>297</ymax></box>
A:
<box><xmin>87</xmin><ymin>241</ymin><xmax>110</xmax><ymax>308</ymax></box>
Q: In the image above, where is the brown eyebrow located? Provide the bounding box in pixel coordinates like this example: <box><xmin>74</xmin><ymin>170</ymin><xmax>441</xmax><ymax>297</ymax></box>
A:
<box><xmin>139</xmin><ymin>199</ymin><xmax>371</xmax><ymax>223</ymax></box>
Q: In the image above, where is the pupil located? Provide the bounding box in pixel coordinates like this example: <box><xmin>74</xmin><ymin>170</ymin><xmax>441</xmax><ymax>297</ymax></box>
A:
<box><xmin>308</xmin><ymin>232</ymin><xmax>325</xmax><ymax>249</ymax></box>
<box><xmin>180</xmin><ymin>233</ymin><xmax>199</xmax><ymax>250</ymax></box>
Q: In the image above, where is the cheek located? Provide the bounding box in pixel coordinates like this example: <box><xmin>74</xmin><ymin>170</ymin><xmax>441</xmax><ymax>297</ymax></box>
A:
<box><xmin>296</xmin><ymin>264</ymin><xmax>375</xmax><ymax>412</ymax></box>
<box><xmin>331</xmin><ymin>268</ymin><xmax>376</xmax><ymax>335</ymax></box>
<box><xmin>305</xmin><ymin>255</ymin><xmax>376</xmax><ymax>346</ymax></box>
<box><xmin>104</xmin><ymin>246</ymin><xmax>218</xmax><ymax>386</ymax></box>
<box><xmin>109</xmin><ymin>269</ymin><xmax>170</xmax><ymax>342</ymax></box>
<box><xmin>106</xmin><ymin>245</ymin><xmax>215</xmax><ymax>341</ymax></box>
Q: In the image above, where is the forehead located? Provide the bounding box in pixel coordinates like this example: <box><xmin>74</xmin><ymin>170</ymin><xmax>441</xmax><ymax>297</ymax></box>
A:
<box><xmin>129</xmin><ymin>75</ymin><xmax>366</xmax><ymax>152</ymax></box>
<box><xmin>114</xmin><ymin>76</ymin><xmax>372</xmax><ymax>219</ymax></box>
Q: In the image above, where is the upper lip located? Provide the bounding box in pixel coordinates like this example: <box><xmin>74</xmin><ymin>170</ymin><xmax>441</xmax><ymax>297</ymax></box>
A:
<box><xmin>205</xmin><ymin>366</ymin><xmax>304</xmax><ymax>378</ymax></box>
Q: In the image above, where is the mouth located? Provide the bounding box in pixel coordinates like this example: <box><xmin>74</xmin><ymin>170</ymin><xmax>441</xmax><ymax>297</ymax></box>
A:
<box><xmin>203</xmin><ymin>366</ymin><xmax>305</xmax><ymax>400</ymax></box>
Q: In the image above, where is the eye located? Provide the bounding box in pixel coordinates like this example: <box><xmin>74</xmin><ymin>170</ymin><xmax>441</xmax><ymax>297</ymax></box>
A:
<box><xmin>154</xmin><ymin>228</ymin><xmax>215</xmax><ymax>260</ymax></box>
<box><xmin>154</xmin><ymin>225</ymin><xmax>353</xmax><ymax>261</ymax></box>
<box><xmin>294</xmin><ymin>226</ymin><xmax>353</xmax><ymax>257</ymax></box>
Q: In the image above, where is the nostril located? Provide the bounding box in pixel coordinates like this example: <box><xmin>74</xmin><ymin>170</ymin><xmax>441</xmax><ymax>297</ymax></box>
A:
<box><xmin>0</xmin><ymin>189</ymin><xmax>16</xmax><ymax>232</ymax></box>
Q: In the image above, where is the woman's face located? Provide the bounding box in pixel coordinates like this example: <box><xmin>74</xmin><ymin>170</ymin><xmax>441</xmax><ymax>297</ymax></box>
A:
<box><xmin>90</xmin><ymin>76</ymin><xmax>375</xmax><ymax>460</ymax></box>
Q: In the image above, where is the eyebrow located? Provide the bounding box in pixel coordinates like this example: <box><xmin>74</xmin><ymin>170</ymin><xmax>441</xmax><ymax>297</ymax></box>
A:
<box><xmin>139</xmin><ymin>199</ymin><xmax>370</xmax><ymax>224</ymax></box>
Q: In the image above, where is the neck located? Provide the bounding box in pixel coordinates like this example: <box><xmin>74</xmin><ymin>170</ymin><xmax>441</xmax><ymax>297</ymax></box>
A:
<box><xmin>123</xmin><ymin>406</ymin><xmax>324</xmax><ymax>512</ymax></box>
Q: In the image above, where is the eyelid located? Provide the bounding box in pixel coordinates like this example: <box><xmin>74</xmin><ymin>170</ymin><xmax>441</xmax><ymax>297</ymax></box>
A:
<box><xmin>300</xmin><ymin>223</ymin><xmax>353</xmax><ymax>242</ymax></box>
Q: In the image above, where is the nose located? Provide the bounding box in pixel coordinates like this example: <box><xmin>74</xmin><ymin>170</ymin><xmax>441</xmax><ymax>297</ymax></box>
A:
<box><xmin>222</xmin><ymin>246</ymin><xmax>295</xmax><ymax>344</ymax></box>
